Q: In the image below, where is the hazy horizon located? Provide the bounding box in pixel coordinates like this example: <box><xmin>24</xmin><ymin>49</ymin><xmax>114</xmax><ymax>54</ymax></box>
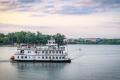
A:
<box><xmin>0</xmin><ymin>0</ymin><xmax>120</xmax><ymax>38</ymax></box>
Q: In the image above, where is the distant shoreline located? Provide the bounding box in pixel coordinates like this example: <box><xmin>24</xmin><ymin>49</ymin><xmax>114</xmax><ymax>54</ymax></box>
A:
<box><xmin>0</xmin><ymin>44</ymin><xmax>16</xmax><ymax>47</ymax></box>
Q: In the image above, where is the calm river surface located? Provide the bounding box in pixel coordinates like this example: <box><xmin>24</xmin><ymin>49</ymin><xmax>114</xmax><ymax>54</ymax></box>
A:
<box><xmin>0</xmin><ymin>45</ymin><xmax>120</xmax><ymax>80</ymax></box>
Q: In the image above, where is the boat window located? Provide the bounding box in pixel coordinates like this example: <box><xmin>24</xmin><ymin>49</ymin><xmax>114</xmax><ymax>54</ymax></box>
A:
<box><xmin>62</xmin><ymin>56</ymin><xmax>65</xmax><ymax>59</ymax></box>
<box><xmin>42</xmin><ymin>56</ymin><xmax>44</xmax><ymax>59</ymax></box>
<box><xmin>42</xmin><ymin>51</ymin><xmax>44</xmax><ymax>53</ymax></box>
<box><xmin>49</xmin><ymin>51</ymin><xmax>51</xmax><ymax>53</ymax></box>
<box><xmin>53</xmin><ymin>56</ymin><xmax>54</xmax><ymax>59</ymax></box>
<box><xmin>17</xmin><ymin>56</ymin><xmax>19</xmax><ymax>59</ymax></box>
<box><xmin>21</xmin><ymin>56</ymin><xmax>23</xmax><ymax>58</ymax></box>
<box><xmin>20</xmin><ymin>50</ymin><xmax>24</xmax><ymax>53</ymax></box>
<box><xmin>46</xmin><ymin>56</ymin><xmax>48</xmax><ymax>59</ymax></box>
<box><xmin>35</xmin><ymin>51</ymin><xmax>37</xmax><ymax>53</ymax></box>
<box><xmin>56</xmin><ymin>56</ymin><xmax>58</xmax><ymax>59</ymax></box>
<box><xmin>56</xmin><ymin>51</ymin><xmax>58</xmax><ymax>53</ymax></box>
<box><xmin>25</xmin><ymin>56</ymin><xmax>27</xmax><ymax>58</ymax></box>
<box><xmin>28</xmin><ymin>51</ymin><xmax>31</xmax><ymax>53</ymax></box>
<box><xmin>59</xmin><ymin>57</ymin><xmax>61</xmax><ymax>59</ymax></box>
<box><xmin>59</xmin><ymin>51</ymin><xmax>61</xmax><ymax>54</ymax></box>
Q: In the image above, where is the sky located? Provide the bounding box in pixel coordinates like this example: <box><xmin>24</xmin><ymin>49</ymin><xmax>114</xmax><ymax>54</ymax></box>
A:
<box><xmin>0</xmin><ymin>0</ymin><xmax>120</xmax><ymax>38</ymax></box>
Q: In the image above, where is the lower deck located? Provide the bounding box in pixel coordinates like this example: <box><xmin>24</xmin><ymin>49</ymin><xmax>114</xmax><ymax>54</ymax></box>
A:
<box><xmin>14</xmin><ymin>55</ymin><xmax>69</xmax><ymax>61</ymax></box>
<box><xmin>13</xmin><ymin>55</ymin><xmax>71</xmax><ymax>63</ymax></box>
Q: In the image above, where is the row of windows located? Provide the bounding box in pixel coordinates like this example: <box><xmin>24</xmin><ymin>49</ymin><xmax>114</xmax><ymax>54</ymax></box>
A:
<box><xmin>20</xmin><ymin>50</ymin><xmax>63</xmax><ymax>54</ymax></box>
<box><xmin>18</xmin><ymin>56</ymin><xmax>65</xmax><ymax>59</ymax></box>
<box><xmin>36</xmin><ymin>50</ymin><xmax>63</xmax><ymax>54</ymax></box>
<box><xmin>36</xmin><ymin>53</ymin><xmax>64</xmax><ymax>55</ymax></box>
<box><xmin>41</xmin><ymin>50</ymin><xmax>63</xmax><ymax>54</ymax></box>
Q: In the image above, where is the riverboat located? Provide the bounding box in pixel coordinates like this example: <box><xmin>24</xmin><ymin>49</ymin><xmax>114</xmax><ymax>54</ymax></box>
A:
<box><xmin>10</xmin><ymin>39</ymin><xmax>71</xmax><ymax>63</ymax></box>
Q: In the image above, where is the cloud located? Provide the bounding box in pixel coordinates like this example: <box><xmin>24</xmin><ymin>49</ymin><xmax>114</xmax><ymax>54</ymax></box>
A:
<box><xmin>0</xmin><ymin>11</ymin><xmax>120</xmax><ymax>38</ymax></box>
<box><xmin>0</xmin><ymin>0</ymin><xmax>120</xmax><ymax>38</ymax></box>
<box><xmin>0</xmin><ymin>23</ymin><xmax>54</xmax><ymax>34</ymax></box>
<box><xmin>0</xmin><ymin>0</ymin><xmax>120</xmax><ymax>15</ymax></box>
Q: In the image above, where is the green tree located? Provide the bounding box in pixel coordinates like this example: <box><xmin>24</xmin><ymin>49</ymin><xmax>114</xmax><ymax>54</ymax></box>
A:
<box><xmin>53</xmin><ymin>33</ymin><xmax>65</xmax><ymax>47</ymax></box>
<box><xmin>25</xmin><ymin>32</ymin><xmax>36</xmax><ymax>44</ymax></box>
<box><xmin>0</xmin><ymin>33</ymin><xmax>5</xmax><ymax>43</ymax></box>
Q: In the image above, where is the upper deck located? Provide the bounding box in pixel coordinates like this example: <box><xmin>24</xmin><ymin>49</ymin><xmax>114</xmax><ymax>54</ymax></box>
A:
<box><xmin>17</xmin><ymin>46</ymin><xmax>65</xmax><ymax>51</ymax></box>
<box><xmin>17</xmin><ymin>38</ymin><xmax>65</xmax><ymax>51</ymax></box>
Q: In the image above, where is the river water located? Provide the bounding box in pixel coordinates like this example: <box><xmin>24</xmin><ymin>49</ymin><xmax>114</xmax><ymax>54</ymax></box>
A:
<box><xmin>0</xmin><ymin>45</ymin><xmax>120</xmax><ymax>80</ymax></box>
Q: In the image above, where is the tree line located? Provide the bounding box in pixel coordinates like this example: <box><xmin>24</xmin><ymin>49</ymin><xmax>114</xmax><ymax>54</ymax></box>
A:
<box><xmin>67</xmin><ymin>38</ymin><xmax>120</xmax><ymax>44</ymax></box>
<box><xmin>0</xmin><ymin>31</ymin><xmax>65</xmax><ymax>45</ymax></box>
<box><xmin>0</xmin><ymin>31</ymin><xmax>120</xmax><ymax>45</ymax></box>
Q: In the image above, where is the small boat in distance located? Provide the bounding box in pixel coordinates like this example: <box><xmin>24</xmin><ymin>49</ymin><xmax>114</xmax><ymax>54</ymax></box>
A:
<box><xmin>10</xmin><ymin>39</ymin><xmax>71</xmax><ymax>63</ymax></box>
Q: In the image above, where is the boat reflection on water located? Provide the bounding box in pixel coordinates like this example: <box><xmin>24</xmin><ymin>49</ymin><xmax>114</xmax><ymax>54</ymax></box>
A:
<box><xmin>11</xmin><ymin>62</ymin><xmax>69</xmax><ymax>71</ymax></box>
<box><xmin>9</xmin><ymin>62</ymin><xmax>70</xmax><ymax>80</ymax></box>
